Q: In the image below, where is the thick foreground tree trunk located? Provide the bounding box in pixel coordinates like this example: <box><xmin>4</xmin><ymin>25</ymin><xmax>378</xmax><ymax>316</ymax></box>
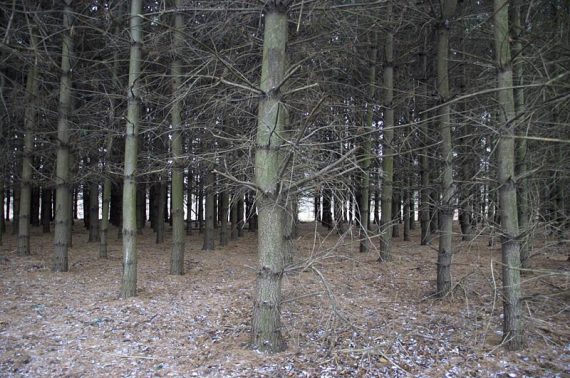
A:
<box><xmin>251</xmin><ymin>1</ymin><xmax>290</xmax><ymax>353</ymax></box>
<box><xmin>494</xmin><ymin>0</ymin><xmax>523</xmax><ymax>351</ymax></box>
<box><xmin>120</xmin><ymin>0</ymin><xmax>143</xmax><ymax>298</ymax></box>
<box><xmin>435</xmin><ymin>0</ymin><xmax>457</xmax><ymax>297</ymax></box>
<box><xmin>53</xmin><ymin>0</ymin><xmax>74</xmax><ymax>272</ymax></box>
<box><xmin>170</xmin><ymin>0</ymin><xmax>185</xmax><ymax>275</ymax></box>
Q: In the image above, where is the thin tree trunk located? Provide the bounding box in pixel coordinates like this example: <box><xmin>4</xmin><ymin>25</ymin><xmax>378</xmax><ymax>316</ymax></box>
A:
<box><xmin>18</xmin><ymin>45</ymin><xmax>38</xmax><ymax>256</ymax></box>
<box><xmin>251</xmin><ymin>2</ymin><xmax>289</xmax><ymax>353</ymax></box>
<box><xmin>230</xmin><ymin>195</ymin><xmax>238</xmax><ymax>241</ymax></box>
<box><xmin>41</xmin><ymin>187</ymin><xmax>51</xmax><ymax>233</ymax></box>
<box><xmin>403</xmin><ymin>179</ymin><xmax>411</xmax><ymax>241</ymax></box>
<box><xmin>53</xmin><ymin>0</ymin><xmax>74</xmax><ymax>272</ymax></box>
<box><xmin>202</xmin><ymin>169</ymin><xmax>215</xmax><ymax>250</ymax></box>
<box><xmin>219</xmin><ymin>190</ymin><xmax>229</xmax><ymax>246</ymax></box>
<box><xmin>435</xmin><ymin>0</ymin><xmax>457</xmax><ymax>297</ymax></box>
<box><xmin>100</xmin><ymin>138</ymin><xmax>113</xmax><ymax>259</ymax></box>
<box><xmin>380</xmin><ymin>6</ymin><xmax>394</xmax><ymax>260</ymax></box>
<box><xmin>155</xmin><ymin>179</ymin><xmax>166</xmax><ymax>244</ymax></box>
<box><xmin>392</xmin><ymin>188</ymin><xmax>400</xmax><ymax>238</ymax></box>
<box><xmin>494</xmin><ymin>0</ymin><xmax>523</xmax><ymax>351</ymax></box>
<box><xmin>170</xmin><ymin>0</ymin><xmax>185</xmax><ymax>275</ymax></box>
<box><xmin>197</xmin><ymin>178</ymin><xmax>203</xmax><ymax>233</ymax></box>
<box><xmin>512</xmin><ymin>1</ymin><xmax>530</xmax><ymax>268</ymax></box>
<box><xmin>12</xmin><ymin>185</ymin><xmax>20</xmax><ymax>236</ymax></box>
<box><xmin>360</xmin><ymin>31</ymin><xmax>378</xmax><ymax>253</ymax></box>
<box><xmin>237</xmin><ymin>195</ymin><xmax>244</xmax><ymax>237</ymax></box>
<box><xmin>186</xmin><ymin>168</ymin><xmax>193</xmax><ymax>235</ymax></box>
<box><xmin>120</xmin><ymin>0</ymin><xmax>143</xmax><ymax>298</ymax></box>
<box><xmin>88</xmin><ymin>178</ymin><xmax>99</xmax><ymax>242</ymax></box>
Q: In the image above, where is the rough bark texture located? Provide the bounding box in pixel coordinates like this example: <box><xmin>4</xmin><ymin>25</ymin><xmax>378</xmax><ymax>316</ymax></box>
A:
<box><xmin>237</xmin><ymin>195</ymin><xmax>244</xmax><ymax>237</ymax></box>
<box><xmin>359</xmin><ymin>32</ymin><xmax>378</xmax><ymax>253</ymax></box>
<box><xmin>120</xmin><ymin>0</ymin><xmax>143</xmax><ymax>298</ymax></box>
<box><xmin>100</xmin><ymin>141</ymin><xmax>112</xmax><ymax>259</ymax></box>
<box><xmin>420</xmin><ymin>36</ymin><xmax>432</xmax><ymax>246</ymax></box>
<box><xmin>251</xmin><ymin>5</ymin><xmax>289</xmax><ymax>353</ymax></box>
<box><xmin>88</xmin><ymin>179</ymin><xmax>99</xmax><ymax>242</ymax></box>
<box><xmin>53</xmin><ymin>0</ymin><xmax>74</xmax><ymax>272</ymax></box>
<box><xmin>155</xmin><ymin>180</ymin><xmax>166</xmax><ymax>244</ymax></box>
<box><xmin>202</xmin><ymin>169</ymin><xmax>215</xmax><ymax>250</ymax></box>
<box><xmin>186</xmin><ymin>170</ymin><xmax>193</xmax><ymax>236</ymax></box>
<box><xmin>18</xmin><ymin>51</ymin><xmax>38</xmax><ymax>256</ymax></box>
<box><xmin>511</xmin><ymin>1</ymin><xmax>530</xmax><ymax>268</ymax></box>
<box><xmin>380</xmin><ymin>10</ymin><xmax>394</xmax><ymax>261</ymax></box>
<box><xmin>230</xmin><ymin>197</ymin><xmax>238</xmax><ymax>241</ymax></box>
<box><xmin>494</xmin><ymin>0</ymin><xmax>523</xmax><ymax>351</ymax></box>
<box><xmin>219</xmin><ymin>190</ymin><xmax>229</xmax><ymax>247</ymax></box>
<box><xmin>435</xmin><ymin>0</ymin><xmax>457</xmax><ymax>297</ymax></box>
<box><xmin>170</xmin><ymin>0</ymin><xmax>185</xmax><ymax>275</ymax></box>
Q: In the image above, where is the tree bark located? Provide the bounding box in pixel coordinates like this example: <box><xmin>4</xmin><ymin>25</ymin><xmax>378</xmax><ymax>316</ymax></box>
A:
<box><xmin>120</xmin><ymin>0</ymin><xmax>143</xmax><ymax>298</ymax></box>
<box><xmin>186</xmin><ymin>169</ymin><xmax>193</xmax><ymax>235</ymax></box>
<box><xmin>380</xmin><ymin>6</ymin><xmax>394</xmax><ymax>260</ymax></box>
<box><xmin>170</xmin><ymin>0</ymin><xmax>185</xmax><ymax>275</ymax></box>
<box><xmin>251</xmin><ymin>1</ymin><xmax>290</xmax><ymax>353</ymax></box>
<box><xmin>359</xmin><ymin>31</ymin><xmax>378</xmax><ymax>253</ymax></box>
<box><xmin>155</xmin><ymin>179</ymin><xmax>166</xmax><ymax>244</ymax></box>
<box><xmin>88</xmin><ymin>177</ymin><xmax>99</xmax><ymax>242</ymax></box>
<box><xmin>494</xmin><ymin>0</ymin><xmax>523</xmax><ymax>351</ymax></box>
<box><xmin>18</xmin><ymin>45</ymin><xmax>39</xmax><ymax>256</ymax></box>
<box><xmin>202</xmin><ymin>169</ymin><xmax>215</xmax><ymax>250</ymax></box>
<box><xmin>100</xmin><ymin>138</ymin><xmax>113</xmax><ymax>259</ymax></box>
<box><xmin>41</xmin><ymin>187</ymin><xmax>51</xmax><ymax>233</ymax></box>
<box><xmin>53</xmin><ymin>0</ymin><xmax>74</xmax><ymax>272</ymax></box>
<box><xmin>230</xmin><ymin>195</ymin><xmax>238</xmax><ymax>241</ymax></box>
<box><xmin>435</xmin><ymin>0</ymin><xmax>457</xmax><ymax>297</ymax></box>
<box><xmin>219</xmin><ymin>190</ymin><xmax>229</xmax><ymax>246</ymax></box>
<box><xmin>511</xmin><ymin>1</ymin><xmax>530</xmax><ymax>268</ymax></box>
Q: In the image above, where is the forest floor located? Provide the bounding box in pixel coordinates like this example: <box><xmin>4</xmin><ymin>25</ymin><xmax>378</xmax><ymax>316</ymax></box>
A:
<box><xmin>0</xmin><ymin>221</ymin><xmax>568</xmax><ymax>377</ymax></box>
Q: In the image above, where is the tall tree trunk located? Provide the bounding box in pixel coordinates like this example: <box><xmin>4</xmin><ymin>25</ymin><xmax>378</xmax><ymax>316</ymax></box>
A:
<box><xmin>435</xmin><ymin>0</ymin><xmax>457</xmax><ymax>297</ymax></box>
<box><xmin>251</xmin><ymin>1</ymin><xmax>290</xmax><ymax>353</ymax></box>
<box><xmin>12</xmin><ymin>185</ymin><xmax>20</xmax><ymax>236</ymax></box>
<box><xmin>186</xmin><ymin>168</ymin><xmax>193</xmax><ymax>235</ymax></box>
<box><xmin>155</xmin><ymin>179</ymin><xmax>166</xmax><ymax>244</ymax></box>
<box><xmin>219</xmin><ymin>190</ymin><xmax>229</xmax><ymax>246</ymax></box>
<box><xmin>494</xmin><ymin>0</ymin><xmax>523</xmax><ymax>351</ymax></box>
<box><xmin>237</xmin><ymin>194</ymin><xmax>244</xmax><ymax>237</ymax></box>
<box><xmin>392</xmin><ymin>188</ymin><xmax>400</xmax><ymax>238</ymax></box>
<box><xmin>170</xmin><ymin>0</ymin><xmax>185</xmax><ymax>275</ymax></box>
<box><xmin>18</xmin><ymin>45</ymin><xmax>38</xmax><ymax>256</ymax></box>
<box><xmin>230</xmin><ymin>195</ymin><xmax>238</xmax><ymax>240</ymax></box>
<box><xmin>53</xmin><ymin>0</ymin><xmax>74</xmax><ymax>272</ymax></box>
<box><xmin>100</xmin><ymin>137</ymin><xmax>113</xmax><ymax>259</ymax></box>
<box><xmin>202</xmin><ymin>169</ymin><xmax>215</xmax><ymax>250</ymax></box>
<box><xmin>512</xmin><ymin>1</ymin><xmax>530</xmax><ymax>268</ymax></box>
<box><xmin>88</xmin><ymin>180</ymin><xmax>99</xmax><ymax>241</ymax></box>
<box><xmin>403</xmin><ymin>179</ymin><xmax>411</xmax><ymax>241</ymax></box>
<box><xmin>197</xmin><ymin>178</ymin><xmax>203</xmax><ymax>233</ymax></box>
<box><xmin>120</xmin><ymin>0</ymin><xmax>143</xmax><ymax>298</ymax></box>
<box><xmin>321</xmin><ymin>189</ymin><xmax>332</xmax><ymax>229</ymax></box>
<box><xmin>359</xmin><ymin>31</ymin><xmax>378</xmax><ymax>253</ymax></box>
<box><xmin>380</xmin><ymin>7</ymin><xmax>394</xmax><ymax>260</ymax></box>
<box><xmin>41</xmin><ymin>187</ymin><xmax>51</xmax><ymax>233</ymax></box>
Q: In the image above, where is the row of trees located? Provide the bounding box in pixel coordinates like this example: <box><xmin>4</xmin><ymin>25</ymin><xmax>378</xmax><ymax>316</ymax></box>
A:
<box><xmin>1</xmin><ymin>0</ymin><xmax>568</xmax><ymax>353</ymax></box>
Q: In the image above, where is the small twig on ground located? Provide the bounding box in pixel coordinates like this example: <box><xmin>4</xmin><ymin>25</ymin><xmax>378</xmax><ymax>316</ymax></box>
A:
<box><xmin>336</xmin><ymin>347</ymin><xmax>411</xmax><ymax>376</ymax></box>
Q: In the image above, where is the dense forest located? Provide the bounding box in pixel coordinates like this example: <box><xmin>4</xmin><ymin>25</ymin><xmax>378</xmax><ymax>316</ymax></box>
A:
<box><xmin>1</xmin><ymin>0</ymin><xmax>569</xmax><ymax>376</ymax></box>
